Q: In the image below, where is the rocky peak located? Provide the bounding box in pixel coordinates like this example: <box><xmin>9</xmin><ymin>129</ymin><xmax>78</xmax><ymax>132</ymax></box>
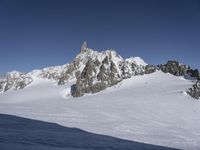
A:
<box><xmin>157</xmin><ymin>60</ymin><xmax>198</xmax><ymax>77</ymax></box>
<box><xmin>0</xmin><ymin>71</ymin><xmax>33</xmax><ymax>92</ymax></box>
<box><xmin>1</xmin><ymin>42</ymin><xmax>199</xmax><ymax>100</ymax></box>
<box><xmin>81</xmin><ymin>59</ymin><xmax>97</xmax><ymax>79</ymax></box>
<box><xmin>187</xmin><ymin>81</ymin><xmax>200</xmax><ymax>99</ymax></box>
<box><xmin>71</xmin><ymin>49</ymin><xmax>147</xmax><ymax>97</ymax></box>
<box><xmin>80</xmin><ymin>41</ymin><xmax>87</xmax><ymax>52</ymax></box>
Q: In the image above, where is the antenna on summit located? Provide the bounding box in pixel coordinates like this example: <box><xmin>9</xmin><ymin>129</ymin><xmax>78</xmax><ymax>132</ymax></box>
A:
<box><xmin>80</xmin><ymin>41</ymin><xmax>87</xmax><ymax>52</ymax></box>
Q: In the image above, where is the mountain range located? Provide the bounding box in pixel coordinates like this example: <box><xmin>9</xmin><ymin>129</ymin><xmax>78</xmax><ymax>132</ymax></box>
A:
<box><xmin>0</xmin><ymin>42</ymin><xmax>199</xmax><ymax>99</ymax></box>
<box><xmin>1</xmin><ymin>42</ymin><xmax>200</xmax><ymax>149</ymax></box>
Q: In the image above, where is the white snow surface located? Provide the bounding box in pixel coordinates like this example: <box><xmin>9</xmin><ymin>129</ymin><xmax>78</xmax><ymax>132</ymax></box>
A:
<box><xmin>125</xmin><ymin>56</ymin><xmax>147</xmax><ymax>66</ymax></box>
<box><xmin>0</xmin><ymin>71</ymin><xmax>200</xmax><ymax>150</ymax></box>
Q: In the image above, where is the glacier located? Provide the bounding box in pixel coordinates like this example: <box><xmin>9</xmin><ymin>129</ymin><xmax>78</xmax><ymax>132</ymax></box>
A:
<box><xmin>0</xmin><ymin>71</ymin><xmax>200</xmax><ymax>149</ymax></box>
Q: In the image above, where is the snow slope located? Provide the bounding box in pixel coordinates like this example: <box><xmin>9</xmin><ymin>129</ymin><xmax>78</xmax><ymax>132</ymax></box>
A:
<box><xmin>0</xmin><ymin>71</ymin><xmax>200</xmax><ymax>150</ymax></box>
<box><xmin>0</xmin><ymin>114</ymin><xmax>176</xmax><ymax>150</ymax></box>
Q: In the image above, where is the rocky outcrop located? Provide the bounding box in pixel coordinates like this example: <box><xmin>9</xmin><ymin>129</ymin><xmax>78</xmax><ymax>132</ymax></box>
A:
<box><xmin>71</xmin><ymin>71</ymin><xmax>84</xmax><ymax>97</ymax></box>
<box><xmin>97</xmin><ymin>57</ymin><xmax>121</xmax><ymax>84</ymax></box>
<box><xmin>0</xmin><ymin>42</ymin><xmax>199</xmax><ymax>100</ymax></box>
<box><xmin>145</xmin><ymin>65</ymin><xmax>157</xmax><ymax>74</ymax></box>
<box><xmin>37</xmin><ymin>64</ymin><xmax>70</xmax><ymax>85</ymax></box>
<box><xmin>71</xmin><ymin>56</ymin><xmax>122</xmax><ymax>97</ymax></box>
<box><xmin>188</xmin><ymin>69</ymin><xmax>199</xmax><ymax>79</ymax></box>
<box><xmin>187</xmin><ymin>81</ymin><xmax>200</xmax><ymax>99</ymax></box>
<box><xmin>178</xmin><ymin>64</ymin><xmax>189</xmax><ymax>76</ymax></box>
<box><xmin>58</xmin><ymin>74</ymin><xmax>70</xmax><ymax>85</ymax></box>
<box><xmin>0</xmin><ymin>71</ymin><xmax>33</xmax><ymax>92</ymax></box>
<box><xmin>80</xmin><ymin>41</ymin><xmax>87</xmax><ymax>52</ymax></box>
<box><xmin>70</xmin><ymin>47</ymin><xmax>200</xmax><ymax>98</ymax></box>
<box><xmin>121</xmin><ymin>61</ymin><xmax>145</xmax><ymax>79</ymax></box>
<box><xmin>158</xmin><ymin>60</ymin><xmax>189</xmax><ymax>76</ymax></box>
<box><xmin>81</xmin><ymin>59</ymin><xmax>97</xmax><ymax>79</ymax></box>
<box><xmin>71</xmin><ymin>59</ymin><xmax>98</xmax><ymax>97</ymax></box>
<box><xmin>157</xmin><ymin>60</ymin><xmax>199</xmax><ymax>80</ymax></box>
<box><xmin>91</xmin><ymin>82</ymin><xmax>107</xmax><ymax>93</ymax></box>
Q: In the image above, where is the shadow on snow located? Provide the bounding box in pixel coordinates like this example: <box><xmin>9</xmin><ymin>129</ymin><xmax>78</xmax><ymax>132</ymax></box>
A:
<box><xmin>0</xmin><ymin>114</ymin><xmax>177</xmax><ymax>150</ymax></box>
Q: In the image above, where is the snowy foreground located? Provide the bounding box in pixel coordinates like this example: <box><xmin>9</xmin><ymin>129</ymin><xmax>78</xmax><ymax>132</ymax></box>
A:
<box><xmin>0</xmin><ymin>71</ymin><xmax>200</xmax><ymax>150</ymax></box>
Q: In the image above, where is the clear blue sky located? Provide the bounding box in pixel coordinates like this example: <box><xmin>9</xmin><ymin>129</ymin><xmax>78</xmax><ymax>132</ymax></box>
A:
<box><xmin>0</xmin><ymin>0</ymin><xmax>200</xmax><ymax>74</ymax></box>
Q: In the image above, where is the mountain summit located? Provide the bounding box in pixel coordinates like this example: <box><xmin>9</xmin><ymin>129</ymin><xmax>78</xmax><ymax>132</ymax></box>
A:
<box><xmin>1</xmin><ymin>43</ymin><xmax>200</xmax><ymax>150</ymax></box>
<box><xmin>80</xmin><ymin>41</ymin><xmax>87</xmax><ymax>52</ymax></box>
<box><xmin>0</xmin><ymin>42</ymin><xmax>199</xmax><ymax>99</ymax></box>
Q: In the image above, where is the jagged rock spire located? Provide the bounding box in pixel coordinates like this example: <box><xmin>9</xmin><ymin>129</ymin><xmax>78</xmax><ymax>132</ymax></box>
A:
<box><xmin>80</xmin><ymin>41</ymin><xmax>87</xmax><ymax>52</ymax></box>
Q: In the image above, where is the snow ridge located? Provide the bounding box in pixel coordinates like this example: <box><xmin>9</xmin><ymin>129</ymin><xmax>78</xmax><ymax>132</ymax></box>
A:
<box><xmin>0</xmin><ymin>43</ymin><xmax>147</xmax><ymax>93</ymax></box>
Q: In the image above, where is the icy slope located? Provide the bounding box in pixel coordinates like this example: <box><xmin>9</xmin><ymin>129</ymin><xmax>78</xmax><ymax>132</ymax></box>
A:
<box><xmin>0</xmin><ymin>71</ymin><xmax>200</xmax><ymax>150</ymax></box>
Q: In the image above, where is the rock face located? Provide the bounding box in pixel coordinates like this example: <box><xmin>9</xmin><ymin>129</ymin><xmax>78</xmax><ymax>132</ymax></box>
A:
<box><xmin>0</xmin><ymin>71</ymin><xmax>33</xmax><ymax>92</ymax></box>
<box><xmin>71</xmin><ymin>71</ymin><xmax>84</xmax><ymax>97</ymax></box>
<box><xmin>121</xmin><ymin>61</ymin><xmax>145</xmax><ymax>78</ymax></box>
<box><xmin>188</xmin><ymin>69</ymin><xmax>199</xmax><ymax>79</ymax></box>
<box><xmin>145</xmin><ymin>65</ymin><xmax>157</xmax><ymax>74</ymax></box>
<box><xmin>0</xmin><ymin>42</ymin><xmax>199</xmax><ymax>100</ymax></box>
<box><xmin>158</xmin><ymin>60</ymin><xmax>189</xmax><ymax>76</ymax></box>
<box><xmin>187</xmin><ymin>81</ymin><xmax>200</xmax><ymax>99</ymax></box>
<box><xmin>71</xmin><ymin>56</ymin><xmax>122</xmax><ymax>97</ymax></box>
<box><xmin>80</xmin><ymin>41</ymin><xmax>87</xmax><ymax>52</ymax></box>
<box><xmin>71</xmin><ymin>56</ymin><xmax>200</xmax><ymax>98</ymax></box>
<box><xmin>97</xmin><ymin>56</ymin><xmax>121</xmax><ymax>84</ymax></box>
<box><xmin>70</xmin><ymin>47</ymin><xmax>152</xmax><ymax>97</ymax></box>
<box><xmin>69</xmin><ymin>47</ymin><xmax>200</xmax><ymax>98</ymax></box>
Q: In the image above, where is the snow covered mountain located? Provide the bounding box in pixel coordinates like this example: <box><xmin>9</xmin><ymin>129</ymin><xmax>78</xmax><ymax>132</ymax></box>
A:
<box><xmin>1</xmin><ymin>42</ymin><xmax>199</xmax><ymax>99</ymax></box>
<box><xmin>0</xmin><ymin>70</ymin><xmax>200</xmax><ymax>150</ymax></box>
<box><xmin>0</xmin><ymin>42</ymin><xmax>200</xmax><ymax>149</ymax></box>
<box><xmin>0</xmin><ymin>42</ymin><xmax>147</xmax><ymax>94</ymax></box>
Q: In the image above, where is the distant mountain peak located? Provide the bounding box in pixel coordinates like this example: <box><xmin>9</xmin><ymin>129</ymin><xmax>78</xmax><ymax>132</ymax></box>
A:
<box><xmin>125</xmin><ymin>57</ymin><xmax>147</xmax><ymax>66</ymax></box>
<box><xmin>80</xmin><ymin>41</ymin><xmax>87</xmax><ymax>52</ymax></box>
<box><xmin>0</xmin><ymin>42</ymin><xmax>199</xmax><ymax>100</ymax></box>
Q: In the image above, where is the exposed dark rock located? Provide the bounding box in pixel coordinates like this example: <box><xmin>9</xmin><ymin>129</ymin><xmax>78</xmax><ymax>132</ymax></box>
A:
<box><xmin>102</xmin><ymin>56</ymin><xmax>109</xmax><ymax>64</ymax></box>
<box><xmin>187</xmin><ymin>81</ymin><xmax>200</xmax><ymax>99</ymax></box>
<box><xmin>0</xmin><ymin>82</ymin><xmax>3</xmax><ymax>91</ymax></box>
<box><xmin>158</xmin><ymin>60</ymin><xmax>189</xmax><ymax>77</ymax></box>
<box><xmin>94</xmin><ymin>59</ymin><xmax>101</xmax><ymax>66</ymax></box>
<box><xmin>70</xmin><ymin>84</ymin><xmax>76</xmax><ymax>97</ymax></box>
<box><xmin>110</xmin><ymin>61</ymin><xmax>121</xmax><ymax>83</ymax></box>
<box><xmin>57</xmin><ymin>72</ymin><xmax>70</xmax><ymax>85</ymax></box>
<box><xmin>71</xmin><ymin>60</ymin><xmax>98</xmax><ymax>97</ymax></box>
<box><xmin>0</xmin><ymin>73</ymin><xmax>33</xmax><ymax>92</ymax></box>
<box><xmin>159</xmin><ymin>61</ymin><xmax>180</xmax><ymax>76</ymax></box>
<box><xmin>121</xmin><ymin>64</ymin><xmax>132</xmax><ymax>79</ymax></box>
<box><xmin>75</xmin><ymin>71</ymin><xmax>81</xmax><ymax>79</ymax></box>
<box><xmin>80</xmin><ymin>41</ymin><xmax>87</xmax><ymax>52</ymax></box>
<box><xmin>121</xmin><ymin>62</ymin><xmax>145</xmax><ymax>79</ymax></box>
<box><xmin>145</xmin><ymin>65</ymin><xmax>156</xmax><ymax>74</ymax></box>
<box><xmin>81</xmin><ymin>60</ymin><xmax>96</xmax><ymax>79</ymax></box>
<box><xmin>97</xmin><ymin>64</ymin><xmax>108</xmax><ymax>82</ymax></box>
<box><xmin>70</xmin><ymin>56</ymin><xmax>200</xmax><ymax>99</ymax></box>
<box><xmin>58</xmin><ymin>76</ymin><xmax>66</xmax><ymax>85</ymax></box>
<box><xmin>178</xmin><ymin>64</ymin><xmax>189</xmax><ymax>76</ymax></box>
<box><xmin>189</xmin><ymin>69</ymin><xmax>199</xmax><ymax>78</ymax></box>
<box><xmin>91</xmin><ymin>82</ymin><xmax>107</xmax><ymax>93</ymax></box>
<box><xmin>71</xmin><ymin>71</ymin><xmax>85</xmax><ymax>97</ymax></box>
<box><xmin>66</xmin><ymin>63</ymin><xmax>75</xmax><ymax>74</ymax></box>
<box><xmin>71</xmin><ymin>78</ymin><xmax>85</xmax><ymax>97</ymax></box>
<box><xmin>3</xmin><ymin>82</ymin><xmax>10</xmax><ymax>92</ymax></box>
<box><xmin>14</xmin><ymin>77</ymin><xmax>33</xmax><ymax>90</ymax></box>
<box><xmin>72</xmin><ymin>58</ymin><xmax>121</xmax><ymax>97</ymax></box>
<box><xmin>97</xmin><ymin>60</ymin><xmax>120</xmax><ymax>84</ymax></box>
